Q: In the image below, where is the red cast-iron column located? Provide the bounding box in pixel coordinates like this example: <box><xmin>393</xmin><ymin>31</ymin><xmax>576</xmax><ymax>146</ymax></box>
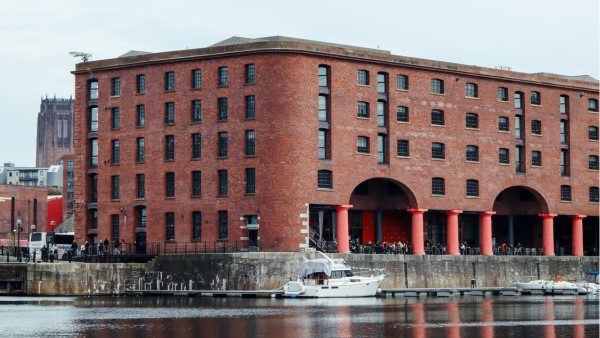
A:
<box><xmin>480</xmin><ymin>211</ymin><xmax>495</xmax><ymax>256</ymax></box>
<box><xmin>445</xmin><ymin>210</ymin><xmax>462</xmax><ymax>255</ymax></box>
<box><xmin>572</xmin><ymin>215</ymin><xmax>586</xmax><ymax>256</ymax></box>
<box><xmin>539</xmin><ymin>213</ymin><xmax>556</xmax><ymax>256</ymax></box>
<box><xmin>408</xmin><ymin>208</ymin><xmax>427</xmax><ymax>255</ymax></box>
<box><xmin>335</xmin><ymin>205</ymin><xmax>353</xmax><ymax>254</ymax></box>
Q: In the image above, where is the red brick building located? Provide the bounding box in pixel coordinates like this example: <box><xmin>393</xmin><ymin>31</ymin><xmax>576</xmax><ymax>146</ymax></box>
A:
<box><xmin>62</xmin><ymin>154</ymin><xmax>75</xmax><ymax>219</ymax></box>
<box><xmin>0</xmin><ymin>185</ymin><xmax>48</xmax><ymax>246</ymax></box>
<box><xmin>72</xmin><ymin>36</ymin><xmax>599</xmax><ymax>255</ymax></box>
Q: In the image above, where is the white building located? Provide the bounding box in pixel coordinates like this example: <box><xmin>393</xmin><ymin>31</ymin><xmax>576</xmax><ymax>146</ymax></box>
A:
<box><xmin>0</xmin><ymin>162</ymin><xmax>63</xmax><ymax>188</ymax></box>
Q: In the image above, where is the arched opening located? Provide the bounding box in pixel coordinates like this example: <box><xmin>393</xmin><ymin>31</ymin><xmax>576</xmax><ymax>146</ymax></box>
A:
<box><xmin>492</xmin><ymin>186</ymin><xmax>548</xmax><ymax>250</ymax></box>
<box><xmin>348</xmin><ymin>178</ymin><xmax>417</xmax><ymax>245</ymax></box>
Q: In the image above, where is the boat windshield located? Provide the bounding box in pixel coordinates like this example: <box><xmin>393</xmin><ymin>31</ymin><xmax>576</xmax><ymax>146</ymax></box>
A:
<box><xmin>330</xmin><ymin>270</ymin><xmax>353</xmax><ymax>279</ymax></box>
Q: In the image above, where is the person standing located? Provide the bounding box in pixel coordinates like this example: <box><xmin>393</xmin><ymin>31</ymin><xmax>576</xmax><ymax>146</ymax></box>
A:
<box><xmin>103</xmin><ymin>238</ymin><xmax>109</xmax><ymax>254</ymax></box>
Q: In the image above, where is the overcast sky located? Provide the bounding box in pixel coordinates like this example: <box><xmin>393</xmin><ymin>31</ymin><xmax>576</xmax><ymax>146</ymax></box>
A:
<box><xmin>0</xmin><ymin>0</ymin><xmax>598</xmax><ymax>166</ymax></box>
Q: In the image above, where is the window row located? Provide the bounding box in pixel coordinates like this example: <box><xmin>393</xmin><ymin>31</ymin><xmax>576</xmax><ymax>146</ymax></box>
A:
<box><xmin>162</xmin><ymin>210</ymin><xmax>230</xmax><ymax>241</ymax></box>
<box><xmin>89</xmin><ymin>65</ymin><xmax>255</xmax><ymax>99</ymax></box>
<box><xmin>317</xmin><ymin>170</ymin><xmax>599</xmax><ymax>203</ymax></box>
<box><xmin>109</xmin><ymin>169</ymin><xmax>256</xmax><ymax>201</ymax></box>
<box><xmin>316</xmin><ymin>66</ymin><xmax>599</xmax><ymax>112</ymax></box>
<box><xmin>88</xmin><ymin>97</ymin><xmax>256</xmax><ymax>132</ymax></box>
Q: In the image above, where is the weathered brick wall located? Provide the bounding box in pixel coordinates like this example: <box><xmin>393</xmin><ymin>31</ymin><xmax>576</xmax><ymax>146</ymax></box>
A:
<box><xmin>72</xmin><ymin>43</ymin><xmax>600</xmax><ymax>252</ymax></box>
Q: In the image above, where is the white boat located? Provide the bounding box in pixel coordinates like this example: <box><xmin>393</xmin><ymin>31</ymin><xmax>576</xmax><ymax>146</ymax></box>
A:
<box><xmin>543</xmin><ymin>281</ymin><xmax>580</xmax><ymax>295</ymax></box>
<box><xmin>513</xmin><ymin>280</ymin><xmax>548</xmax><ymax>294</ymax></box>
<box><xmin>283</xmin><ymin>253</ymin><xmax>385</xmax><ymax>298</ymax></box>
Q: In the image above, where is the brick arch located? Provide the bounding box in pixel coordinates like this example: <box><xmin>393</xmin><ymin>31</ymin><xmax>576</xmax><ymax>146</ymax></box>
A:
<box><xmin>349</xmin><ymin>177</ymin><xmax>418</xmax><ymax>210</ymax></box>
<box><xmin>492</xmin><ymin>185</ymin><xmax>549</xmax><ymax>215</ymax></box>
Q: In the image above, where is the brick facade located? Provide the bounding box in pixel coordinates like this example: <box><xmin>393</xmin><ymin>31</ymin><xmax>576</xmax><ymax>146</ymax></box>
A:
<box><xmin>71</xmin><ymin>36</ymin><xmax>599</xmax><ymax>252</ymax></box>
<box><xmin>0</xmin><ymin>184</ymin><xmax>48</xmax><ymax>245</ymax></box>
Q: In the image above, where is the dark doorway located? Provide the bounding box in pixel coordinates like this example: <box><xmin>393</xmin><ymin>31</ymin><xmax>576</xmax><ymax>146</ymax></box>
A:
<box><xmin>135</xmin><ymin>232</ymin><xmax>146</xmax><ymax>254</ymax></box>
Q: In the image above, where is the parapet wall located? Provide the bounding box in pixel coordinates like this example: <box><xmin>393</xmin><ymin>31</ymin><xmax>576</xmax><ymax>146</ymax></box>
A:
<box><xmin>12</xmin><ymin>253</ymin><xmax>599</xmax><ymax>295</ymax></box>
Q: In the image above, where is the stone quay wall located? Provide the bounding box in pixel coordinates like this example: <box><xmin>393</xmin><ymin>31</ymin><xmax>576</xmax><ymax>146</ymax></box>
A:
<box><xmin>7</xmin><ymin>253</ymin><xmax>596</xmax><ymax>296</ymax></box>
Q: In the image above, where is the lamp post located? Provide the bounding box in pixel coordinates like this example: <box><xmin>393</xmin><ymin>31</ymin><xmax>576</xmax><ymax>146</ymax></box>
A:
<box><xmin>16</xmin><ymin>219</ymin><xmax>22</xmax><ymax>262</ymax></box>
<box><xmin>12</xmin><ymin>229</ymin><xmax>16</xmax><ymax>259</ymax></box>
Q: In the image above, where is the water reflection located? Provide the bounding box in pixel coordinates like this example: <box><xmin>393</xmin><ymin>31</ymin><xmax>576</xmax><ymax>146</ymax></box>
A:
<box><xmin>0</xmin><ymin>296</ymin><xmax>597</xmax><ymax>337</ymax></box>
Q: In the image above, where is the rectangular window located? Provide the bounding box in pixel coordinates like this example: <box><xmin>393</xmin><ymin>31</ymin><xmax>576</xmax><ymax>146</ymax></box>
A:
<box><xmin>431</xmin><ymin>79</ymin><xmax>444</xmax><ymax>94</ymax></box>
<box><xmin>165</xmin><ymin>71</ymin><xmax>175</xmax><ymax>90</ymax></box>
<box><xmin>165</xmin><ymin>135</ymin><xmax>175</xmax><ymax>160</ymax></box>
<box><xmin>318</xmin><ymin>129</ymin><xmax>329</xmax><ymax>160</ymax></box>
<box><xmin>89</xmin><ymin>80</ymin><xmax>98</xmax><ymax>100</ymax></box>
<box><xmin>136</xmin><ymin>105</ymin><xmax>145</xmax><ymax>127</ymax></box>
<box><xmin>531</xmin><ymin>120</ymin><xmax>541</xmax><ymax>135</ymax></box>
<box><xmin>192</xmin><ymin>212</ymin><xmax>202</xmax><ymax>240</ymax></box>
<box><xmin>589</xmin><ymin>155</ymin><xmax>599</xmax><ymax>171</ymax></box>
<box><xmin>137</xmin><ymin>74</ymin><xmax>146</xmax><ymax>94</ymax></box>
<box><xmin>89</xmin><ymin>106</ymin><xmax>98</xmax><ymax>132</ymax></box>
<box><xmin>111</xmin><ymin>214</ymin><xmax>119</xmax><ymax>243</ymax></box>
<box><xmin>432</xmin><ymin>142</ymin><xmax>445</xmax><ymax>159</ymax></box>
<box><xmin>515</xmin><ymin>115</ymin><xmax>523</xmax><ymax>140</ymax></box>
<box><xmin>245</xmin><ymin>95</ymin><xmax>255</xmax><ymax>119</ymax></box>
<box><xmin>245</xmin><ymin>64</ymin><xmax>255</xmax><ymax>84</ymax></box>
<box><xmin>136</xmin><ymin>174</ymin><xmax>145</xmax><ymax>199</ymax></box>
<box><xmin>499</xmin><ymin>116</ymin><xmax>509</xmax><ymax>131</ymax></box>
<box><xmin>111</xmin><ymin>140</ymin><xmax>120</xmax><ymax>164</ymax></box>
<box><xmin>561</xmin><ymin>149</ymin><xmax>570</xmax><ymax>176</ymax></box>
<box><xmin>498</xmin><ymin>87</ymin><xmax>508</xmax><ymax>101</ymax></box>
<box><xmin>357</xmin><ymin>136</ymin><xmax>369</xmax><ymax>153</ymax></box>
<box><xmin>192</xmin><ymin>171</ymin><xmax>201</xmax><ymax>197</ymax></box>
<box><xmin>317</xmin><ymin>170</ymin><xmax>332</xmax><ymax>189</ymax></box>
<box><xmin>192</xmin><ymin>69</ymin><xmax>202</xmax><ymax>89</ymax></box>
<box><xmin>165</xmin><ymin>212</ymin><xmax>175</xmax><ymax>241</ymax></box>
<box><xmin>357</xmin><ymin>70</ymin><xmax>369</xmax><ymax>85</ymax></box>
<box><xmin>111</xmin><ymin>107</ymin><xmax>120</xmax><ymax>129</ymax></box>
<box><xmin>560</xmin><ymin>95</ymin><xmax>569</xmax><ymax>115</ymax></box>
<box><xmin>218</xmin><ymin>66</ymin><xmax>228</xmax><ymax>86</ymax></box>
<box><xmin>192</xmin><ymin>100</ymin><xmax>202</xmax><ymax>123</ymax></box>
<box><xmin>466</xmin><ymin>83</ymin><xmax>478</xmax><ymax>98</ymax></box>
<box><xmin>165</xmin><ymin>172</ymin><xmax>175</xmax><ymax>198</ymax></box>
<box><xmin>245</xmin><ymin>168</ymin><xmax>256</xmax><ymax>194</ymax></box>
<box><xmin>466</xmin><ymin>113</ymin><xmax>478</xmax><ymax>129</ymax></box>
<box><xmin>397</xmin><ymin>139</ymin><xmax>409</xmax><ymax>157</ymax></box>
<box><xmin>218</xmin><ymin>211</ymin><xmax>228</xmax><ymax>239</ymax></box>
<box><xmin>589</xmin><ymin>99</ymin><xmax>599</xmax><ymax>112</ymax></box>
<box><xmin>192</xmin><ymin>133</ymin><xmax>201</xmax><ymax>159</ymax></box>
<box><xmin>136</xmin><ymin>137</ymin><xmax>145</xmax><ymax>163</ymax></box>
<box><xmin>377</xmin><ymin>72</ymin><xmax>387</xmax><ymax>94</ymax></box>
<box><xmin>532</xmin><ymin>150</ymin><xmax>542</xmax><ymax>166</ymax></box>
<box><xmin>218</xmin><ymin>98</ymin><xmax>228</xmax><ymax>121</ymax></box>
<box><xmin>432</xmin><ymin>177</ymin><xmax>445</xmax><ymax>195</ymax></box>
<box><xmin>165</xmin><ymin>102</ymin><xmax>175</xmax><ymax>124</ymax></box>
<box><xmin>377</xmin><ymin>101</ymin><xmax>387</xmax><ymax>127</ymax></box>
<box><xmin>397</xmin><ymin>75</ymin><xmax>408</xmax><ymax>90</ymax></box>
<box><xmin>318</xmin><ymin>95</ymin><xmax>328</xmax><ymax>122</ymax></box>
<box><xmin>466</xmin><ymin>179</ymin><xmax>479</xmax><ymax>197</ymax></box>
<box><xmin>111</xmin><ymin>77</ymin><xmax>120</xmax><ymax>96</ymax></box>
<box><xmin>357</xmin><ymin>101</ymin><xmax>369</xmax><ymax>118</ymax></box>
<box><xmin>431</xmin><ymin>109</ymin><xmax>444</xmax><ymax>126</ymax></box>
<box><xmin>111</xmin><ymin>175</ymin><xmax>119</xmax><ymax>200</ymax></box>
<box><xmin>397</xmin><ymin>106</ymin><xmax>409</xmax><ymax>123</ymax></box>
<box><xmin>245</xmin><ymin>130</ymin><xmax>256</xmax><ymax>156</ymax></box>
<box><xmin>377</xmin><ymin>134</ymin><xmax>388</xmax><ymax>164</ymax></box>
<box><xmin>515</xmin><ymin>92</ymin><xmax>523</xmax><ymax>109</ymax></box>
<box><xmin>560</xmin><ymin>185</ymin><xmax>571</xmax><ymax>202</ymax></box>
<box><xmin>590</xmin><ymin>187</ymin><xmax>599</xmax><ymax>203</ymax></box>
<box><xmin>589</xmin><ymin>126</ymin><xmax>599</xmax><ymax>141</ymax></box>
<box><xmin>466</xmin><ymin>145</ymin><xmax>479</xmax><ymax>162</ymax></box>
<box><xmin>530</xmin><ymin>91</ymin><xmax>541</xmax><ymax>105</ymax></box>
<box><xmin>516</xmin><ymin>145</ymin><xmax>524</xmax><ymax>173</ymax></box>
<box><xmin>218</xmin><ymin>170</ymin><xmax>228</xmax><ymax>196</ymax></box>
<box><xmin>90</xmin><ymin>139</ymin><xmax>98</xmax><ymax>167</ymax></box>
<box><xmin>499</xmin><ymin>148</ymin><xmax>509</xmax><ymax>164</ymax></box>
<box><xmin>218</xmin><ymin>132</ymin><xmax>228</xmax><ymax>157</ymax></box>
<box><xmin>560</xmin><ymin>120</ymin><xmax>568</xmax><ymax>144</ymax></box>
<box><xmin>318</xmin><ymin>66</ymin><xmax>329</xmax><ymax>87</ymax></box>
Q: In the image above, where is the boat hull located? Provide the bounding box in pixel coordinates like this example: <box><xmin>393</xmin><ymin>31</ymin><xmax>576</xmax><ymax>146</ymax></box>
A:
<box><xmin>294</xmin><ymin>275</ymin><xmax>384</xmax><ymax>298</ymax></box>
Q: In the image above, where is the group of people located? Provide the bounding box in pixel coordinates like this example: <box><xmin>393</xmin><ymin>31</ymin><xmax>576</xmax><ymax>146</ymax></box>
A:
<box><xmin>76</xmin><ymin>238</ymin><xmax>125</xmax><ymax>261</ymax></box>
<box><xmin>350</xmin><ymin>239</ymin><xmax>410</xmax><ymax>254</ymax></box>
